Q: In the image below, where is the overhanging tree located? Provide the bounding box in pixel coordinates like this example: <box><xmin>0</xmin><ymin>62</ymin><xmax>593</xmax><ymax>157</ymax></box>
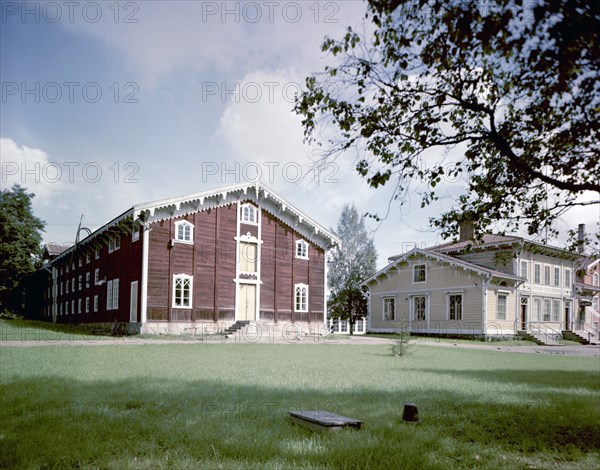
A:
<box><xmin>328</xmin><ymin>204</ymin><xmax>377</xmax><ymax>333</ymax></box>
<box><xmin>296</xmin><ymin>0</ymin><xmax>600</xmax><ymax>239</ymax></box>
<box><xmin>0</xmin><ymin>185</ymin><xmax>45</xmax><ymax>314</ymax></box>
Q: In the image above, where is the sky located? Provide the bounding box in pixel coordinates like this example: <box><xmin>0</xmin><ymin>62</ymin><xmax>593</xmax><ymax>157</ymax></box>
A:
<box><xmin>1</xmin><ymin>0</ymin><xmax>597</xmax><ymax>269</ymax></box>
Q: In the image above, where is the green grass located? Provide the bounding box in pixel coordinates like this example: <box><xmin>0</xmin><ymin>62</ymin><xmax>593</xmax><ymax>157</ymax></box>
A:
<box><xmin>1</xmin><ymin>343</ymin><xmax>599</xmax><ymax>469</ymax></box>
<box><xmin>0</xmin><ymin>318</ymin><xmax>117</xmax><ymax>342</ymax></box>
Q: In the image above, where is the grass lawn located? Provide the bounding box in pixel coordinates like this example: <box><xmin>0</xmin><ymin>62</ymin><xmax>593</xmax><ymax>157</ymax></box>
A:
<box><xmin>0</xmin><ymin>318</ymin><xmax>116</xmax><ymax>342</ymax></box>
<box><xmin>1</xmin><ymin>343</ymin><xmax>598</xmax><ymax>469</ymax></box>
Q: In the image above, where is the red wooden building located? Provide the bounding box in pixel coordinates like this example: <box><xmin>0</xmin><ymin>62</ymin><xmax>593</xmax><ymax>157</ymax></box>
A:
<box><xmin>35</xmin><ymin>183</ymin><xmax>339</xmax><ymax>334</ymax></box>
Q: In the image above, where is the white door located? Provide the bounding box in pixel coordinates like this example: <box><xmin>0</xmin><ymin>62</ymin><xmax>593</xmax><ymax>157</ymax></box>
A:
<box><xmin>130</xmin><ymin>281</ymin><xmax>138</xmax><ymax>323</ymax></box>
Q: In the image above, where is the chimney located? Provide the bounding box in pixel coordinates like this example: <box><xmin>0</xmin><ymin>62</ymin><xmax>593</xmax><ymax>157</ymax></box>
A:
<box><xmin>459</xmin><ymin>221</ymin><xmax>475</xmax><ymax>242</ymax></box>
<box><xmin>577</xmin><ymin>224</ymin><xmax>585</xmax><ymax>254</ymax></box>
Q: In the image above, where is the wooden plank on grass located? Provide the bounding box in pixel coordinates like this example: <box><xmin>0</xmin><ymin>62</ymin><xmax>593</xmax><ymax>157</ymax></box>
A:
<box><xmin>288</xmin><ymin>410</ymin><xmax>362</xmax><ymax>432</ymax></box>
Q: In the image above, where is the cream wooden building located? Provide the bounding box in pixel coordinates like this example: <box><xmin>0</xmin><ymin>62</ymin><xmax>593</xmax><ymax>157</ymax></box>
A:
<box><xmin>365</xmin><ymin>227</ymin><xmax>591</xmax><ymax>343</ymax></box>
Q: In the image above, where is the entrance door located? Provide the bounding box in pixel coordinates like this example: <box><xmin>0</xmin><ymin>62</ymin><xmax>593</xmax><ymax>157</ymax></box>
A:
<box><xmin>520</xmin><ymin>304</ymin><xmax>527</xmax><ymax>330</ymax></box>
<box><xmin>238</xmin><ymin>284</ymin><xmax>256</xmax><ymax>321</ymax></box>
<box><xmin>565</xmin><ymin>302</ymin><xmax>571</xmax><ymax>331</ymax></box>
<box><xmin>130</xmin><ymin>281</ymin><xmax>138</xmax><ymax>323</ymax></box>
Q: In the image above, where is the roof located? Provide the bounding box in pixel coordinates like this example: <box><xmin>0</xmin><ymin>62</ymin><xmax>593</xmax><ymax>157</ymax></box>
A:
<box><xmin>424</xmin><ymin>234</ymin><xmax>582</xmax><ymax>261</ymax></box>
<box><xmin>49</xmin><ymin>182</ymin><xmax>340</xmax><ymax>265</ymax></box>
<box><xmin>43</xmin><ymin>243</ymin><xmax>69</xmax><ymax>257</ymax></box>
<box><xmin>365</xmin><ymin>247</ymin><xmax>526</xmax><ymax>286</ymax></box>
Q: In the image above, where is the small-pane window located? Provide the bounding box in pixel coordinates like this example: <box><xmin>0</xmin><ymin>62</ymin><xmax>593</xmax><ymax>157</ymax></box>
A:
<box><xmin>175</xmin><ymin>221</ymin><xmax>194</xmax><ymax>243</ymax></box>
<box><xmin>497</xmin><ymin>294</ymin><xmax>507</xmax><ymax>320</ymax></box>
<box><xmin>448</xmin><ymin>294</ymin><xmax>463</xmax><ymax>320</ymax></box>
<box><xmin>414</xmin><ymin>296</ymin><xmax>426</xmax><ymax>321</ymax></box>
<box><xmin>383</xmin><ymin>298</ymin><xmax>395</xmax><ymax>321</ymax></box>
<box><xmin>296</xmin><ymin>240</ymin><xmax>308</xmax><ymax>259</ymax></box>
<box><xmin>295</xmin><ymin>284</ymin><xmax>308</xmax><ymax>312</ymax></box>
<box><xmin>413</xmin><ymin>264</ymin><xmax>426</xmax><ymax>283</ymax></box>
<box><xmin>241</xmin><ymin>204</ymin><xmax>257</xmax><ymax>224</ymax></box>
<box><xmin>173</xmin><ymin>275</ymin><xmax>192</xmax><ymax>308</ymax></box>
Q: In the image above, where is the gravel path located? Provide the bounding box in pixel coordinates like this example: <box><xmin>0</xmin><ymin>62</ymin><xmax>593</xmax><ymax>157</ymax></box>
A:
<box><xmin>1</xmin><ymin>334</ymin><xmax>599</xmax><ymax>357</ymax></box>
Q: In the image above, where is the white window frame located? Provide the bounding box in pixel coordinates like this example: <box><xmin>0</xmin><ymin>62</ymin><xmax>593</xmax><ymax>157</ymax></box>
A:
<box><xmin>71</xmin><ymin>278</ymin><xmax>75</xmax><ymax>292</ymax></box>
<box><xmin>94</xmin><ymin>268</ymin><xmax>100</xmax><ymax>285</ymax></box>
<box><xmin>93</xmin><ymin>295</ymin><xmax>99</xmax><ymax>313</ymax></box>
<box><xmin>66</xmin><ymin>280</ymin><xmax>69</xmax><ymax>294</ymax></box>
<box><xmin>86</xmin><ymin>272</ymin><xmax>90</xmax><ymax>288</ymax></box>
<box><xmin>107</xmin><ymin>280</ymin><xmax>113</xmax><ymax>310</ymax></box>
<box><xmin>294</xmin><ymin>283</ymin><xmax>309</xmax><ymax>313</ymax></box>
<box><xmin>413</xmin><ymin>295</ymin><xmax>427</xmax><ymax>322</ymax></box>
<box><xmin>413</xmin><ymin>264</ymin><xmax>427</xmax><ymax>284</ymax></box>
<box><xmin>78</xmin><ymin>257</ymin><xmax>82</xmax><ymax>267</ymax></box>
<box><xmin>78</xmin><ymin>275</ymin><xmax>82</xmax><ymax>291</ymax></box>
<box><xmin>132</xmin><ymin>225</ymin><xmax>140</xmax><ymax>242</ymax></box>
<box><xmin>543</xmin><ymin>298</ymin><xmax>551</xmax><ymax>321</ymax></box>
<box><xmin>108</xmin><ymin>236</ymin><xmax>121</xmax><ymax>253</ymax></box>
<box><xmin>174</xmin><ymin>220</ymin><xmax>194</xmax><ymax>244</ymax></box>
<box><xmin>497</xmin><ymin>293</ymin><xmax>507</xmax><ymax>321</ymax></box>
<box><xmin>553</xmin><ymin>267</ymin><xmax>560</xmax><ymax>287</ymax></box>
<box><xmin>383</xmin><ymin>297</ymin><xmax>395</xmax><ymax>321</ymax></box>
<box><xmin>241</xmin><ymin>204</ymin><xmax>258</xmax><ymax>224</ymax></box>
<box><xmin>565</xmin><ymin>269</ymin><xmax>571</xmax><ymax>288</ymax></box>
<box><xmin>520</xmin><ymin>260</ymin><xmax>528</xmax><ymax>280</ymax></box>
<box><xmin>544</xmin><ymin>265</ymin><xmax>551</xmax><ymax>286</ymax></box>
<box><xmin>552</xmin><ymin>299</ymin><xmax>560</xmax><ymax>322</ymax></box>
<box><xmin>78</xmin><ymin>298</ymin><xmax>82</xmax><ymax>314</ymax></box>
<box><xmin>295</xmin><ymin>240</ymin><xmax>309</xmax><ymax>260</ymax></box>
<box><xmin>533</xmin><ymin>298</ymin><xmax>541</xmax><ymax>321</ymax></box>
<box><xmin>86</xmin><ymin>252</ymin><xmax>91</xmax><ymax>264</ymax></box>
<box><xmin>95</xmin><ymin>247</ymin><xmax>100</xmax><ymax>260</ymax></box>
<box><xmin>71</xmin><ymin>300</ymin><xmax>75</xmax><ymax>315</ymax></box>
<box><xmin>106</xmin><ymin>278</ymin><xmax>120</xmax><ymax>311</ymax></box>
<box><xmin>534</xmin><ymin>263</ymin><xmax>541</xmax><ymax>284</ymax></box>
<box><xmin>85</xmin><ymin>297</ymin><xmax>90</xmax><ymax>313</ymax></box>
<box><xmin>447</xmin><ymin>293</ymin><xmax>463</xmax><ymax>320</ymax></box>
<box><xmin>173</xmin><ymin>274</ymin><xmax>193</xmax><ymax>308</ymax></box>
<box><xmin>593</xmin><ymin>272</ymin><xmax>599</xmax><ymax>287</ymax></box>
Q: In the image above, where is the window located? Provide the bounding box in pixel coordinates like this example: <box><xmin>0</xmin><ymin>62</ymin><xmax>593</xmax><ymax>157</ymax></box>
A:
<box><xmin>173</xmin><ymin>275</ymin><xmax>193</xmax><ymax>308</ymax></box>
<box><xmin>86</xmin><ymin>272</ymin><xmax>90</xmax><ymax>288</ymax></box>
<box><xmin>71</xmin><ymin>278</ymin><xmax>75</xmax><ymax>292</ymax></box>
<box><xmin>413</xmin><ymin>264</ymin><xmax>426</xmax><ymax>283</ymax></box>
<box><xmin>553</xmin><ymin>267</ymin><xmax>560</xmax><ymax>287</ymax></box>
<box><xmin>295</xmin><ymin>284</ymin><xmax>308</xmax><ymax>312</ymax></box>
<box><xmin>78</xmin><ymin>257</ymin><xmax>82</xmax><ymax>267</ymax></box>
<box><xmin>241</xmin><ymin>204</ymin><xmax>257</xmax><ymax>224</ymax></box>
<box><xmin>448</xmin><ymin>293</ymin><xmax>463</xmax><ymax>320</ymax></box>
<box><xmin>565</xmin><ymin>269</ymin><xmax>571</xmax><ymax>288</ymax></box>
<box><xmin>108</xmin><ymin>236</ymin><xmax>121</xmax><ymax>253</ymax></box>
<box><xmin>85</xmin><ymin>297</ymin><xmax>90</xmax><ymax>313</ymax></box>
<box><xmin>132</xmin><ymin>225</ymin><xmax>140</xmax><ymax>242</ymax></box>
<box><xmin>86</xmin><ymin>252</ymin><xmax>91</xmax><ymax>264</ymax></box>
<box><xmin>497</xmin><ymin>294</ymin><xmax>507</xmax><ymax>320</ymax></box>
<box><xmin>93</xmin><ymin>295</ymin><xmax>99</xmax><ymax>313</ymax></box>
<box><xmin>174</xmin><ymin>220</ymin><xmax>194</xmax><ymax>243</ymax></box>
<box><xmin>544</xmin><ymin>266</ymin><xmax>550</xmax><ymax>286</ymax></box>
<box><xmin>71</xmin><ymin>300</ymin><xmax>75</xmax><ymax>314</ymax></box>
<box><xmin>552</xmin><ymin>299</ymin><xmax>560</xmax><ymax>322</ymax></box>
<box><xmin>66</xmin><ymin>281</ymin><xmax>69</xmax><ymax>294</ymax></box>
<box><xmin>593</xmin><ymin>296</ymin><xmax>599</xmax><ymax>313</ymax></box>
<box><xmin>533</xmin><ymin>298</ymin><xmax>541</xmax><ymax>321</ymax></box>
<box><xmin>95</xmin><ymin>247</ymin><xmax>100</xmax><ymax>260</ymax></box>
<box><xmin>78</xmin><ymin>275</ymin><xmax>82</xmax><ymax>291</ymax></box>
<box><xmin>520</xmin><ymin>261</ymin><xmax>528</xmax><ymax>280</ymax></box>
<box><xmin>65</xmin><ymin>302</ymin><xmax>69</xmax><ymax>315</ymax></box>
<box><xmin>414</xmin><ymin>296</ymin><xmax>426</xmax><ymax>321</ymax></box>
<box><xmin>593</xmin><ymin>273</ymin><xmax>599</xmax><ymax>287</ymax></box>
<box><xmin>533</xmin><ymin>264</ymin><xmax>541</xmax><ymax>283</ymax></box>
<box><xmin>94</xmin><ymin>268</ymin><xmax>100</xmax><ymax>285</ymax></box>
<box><xmin>543</xmin><ymin>299</ymin><xmax>551</xmax><ymax>321</ymax></box>
<box><xmin>295</xmin><ymin>240</ymin><xmax>309</xmax><ymax>259</ymax></box>
<box><xmin>383</xmin><ymin>297</ymin><xmax>395</xmax><ymax>321</ymax></box>
<box><xmin>78</xmin><ymin>299</ymin><xmax>82</xmax><ymax>314</ymax></box>
<box><xmin>106</xmin><ymin>279</ymin><xmax>120</xmax><ymax>310</ymax></box>
<box><xmin>60</xmin><ymin>303</ymin><xmax>63</xmax><ymax>315</ymax></box>
<box><xmin>60</xmin><ymin>282</ymin><xmax>63</xmax><ymax>296</ymax></box>
<box><xmin>239</xmin><ymin>242</ymin><xmax>258</xmax><ymax>273</ymax></box>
